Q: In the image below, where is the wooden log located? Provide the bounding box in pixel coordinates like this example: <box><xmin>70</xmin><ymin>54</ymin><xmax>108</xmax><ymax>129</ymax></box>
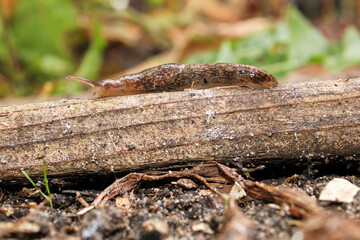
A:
<box><xmin>0</xmin><ymin>78</ymin><xmax>360</xmax><ymax>182</ymax></box>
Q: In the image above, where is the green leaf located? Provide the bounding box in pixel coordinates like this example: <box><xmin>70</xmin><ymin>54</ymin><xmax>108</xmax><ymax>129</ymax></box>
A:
<box><xmin>184</xmin><ymin>50</ymin><xmax>217</xmax><ymax>64</ymax></box>
<box><xmin>216</xmin><ymin>40</ymin><xmax>236</xmax><ymax>63</ymax></box>
<box><xmin>0</xmin><ymin>17</ymin><xmax>24</xmax><ymax>84</ymax></box>
<box><xmin>324</xmin><ymin>26</ymin><xmax>360</xmax><ymax>71</ymax></box>
<box><xmin>54</xmin><ymin>20</ymin><xmax>106</xmax><ymax>95</ymax></box>
<box><xmin>74</xmin><ymin>20</ymin><xmax>107</xmax><ymax>80</ymax></box>
<box><xmin>21</xmin><ymin>171</ymin><xmax>37</xmax><ymax>188</ymax></box>
<box><xmin>0</xmin><ymin>17</ymin><xmax>6</xmax><ymax>61</ymax></box>
<box><xmin>184</xmin><ymin>4</ymin><xmax>359</xmax><ymax>79</ymax></box>
<box><xmin>12</xmin><ymin>0</ymin><xmax>77</xmax><ymax>79</ymax></box>
<box><xmin>43</xmin><ymin>160</ymin><xmax>51</xmax><ymax>196</ymax></box>
<box><xmin>341</xmin><ymin>26</ymin><xmax>360</xmax><ymax>65</ymax></box>
<box><xmin>287</xmin><ymin>4</ymin><xmax>328</xmax><ymax>62</ymax></box>
<box><xmin>22</xmin><ymin>170</ymin><xmax>53</xmax><ymax>208</ymax></box>
<box><xmin>145</xmin><ymin>0</ymin><xmax>166</xmax><ymax>6</ymax></box>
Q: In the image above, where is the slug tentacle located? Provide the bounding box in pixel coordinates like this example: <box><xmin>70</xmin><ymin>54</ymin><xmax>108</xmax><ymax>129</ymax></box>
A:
<box><xmin>67</xmin><ymin>63</ymin><xmax>278</xmax><ymax>98</ymax></box>
<box><xmin>66</xmin><ymin>76</ymin><xmax>101</xmax><ymax>88</ymax></box>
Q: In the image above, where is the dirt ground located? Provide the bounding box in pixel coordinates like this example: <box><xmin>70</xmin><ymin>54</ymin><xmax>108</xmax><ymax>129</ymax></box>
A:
<box><xmin>1</xmin><ymin>159</ymin><xmax>360</xmax><ymax>240</ymax></box>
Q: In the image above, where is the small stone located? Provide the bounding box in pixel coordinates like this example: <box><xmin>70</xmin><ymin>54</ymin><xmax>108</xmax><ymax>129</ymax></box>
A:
<box><xmin>177</xmin><ymin>178</ymin><xmax>198</xmax><ymax>189</ymax></box>
<box><xmin>229</xmin><ymin>182</ymin><xmax>247</xmax><ymax>200</ymax></box>
<box><xmin>115</xmin><ymin>194</ymin><xmax>130</xmax><ymax>211</ymax></box>
<box><xmin>319</xmin><ymin>178</ymin><xmax>360</xmax><ymax>203</ymax></box>
<box><xmin>0</xmin><ymin>205</ymin><xmax>14</xmax><ymax>217</ymax></box>
<box><xmin>127</xmin><ymin>145</ymin><xmax>135</xmax><ymax>151</ymax></box>
<box><xmin>142</xmin><ymin>219</ymin><xmax>169</xmax><ymax>236</ymax></box>
<box><xmin>191</xmin><ymin>221</ymin><xmax>214</xmax><ymax>234</ymax></box>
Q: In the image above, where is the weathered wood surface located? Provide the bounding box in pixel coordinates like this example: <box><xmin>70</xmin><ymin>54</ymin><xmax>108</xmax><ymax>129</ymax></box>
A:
<box><xmin>0</xmin><ymin>78</ymin><xmax>360</xmax><ymax>182</ymax></box>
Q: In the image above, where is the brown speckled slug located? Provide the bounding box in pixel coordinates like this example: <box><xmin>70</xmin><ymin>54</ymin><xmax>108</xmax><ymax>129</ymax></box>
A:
<box><xmin>67</xmin><ymin>63</ymin><xmax>278</xmax><ymax>97</ymax></box>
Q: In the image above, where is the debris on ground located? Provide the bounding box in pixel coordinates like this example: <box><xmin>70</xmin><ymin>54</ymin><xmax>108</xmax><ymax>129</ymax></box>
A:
<box><xmin>1</xmin><ymin>163</ymin><xmax>360</xmax><ymax>239</ymax></box>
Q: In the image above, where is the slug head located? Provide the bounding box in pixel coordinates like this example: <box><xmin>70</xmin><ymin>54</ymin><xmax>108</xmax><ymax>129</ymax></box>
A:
<box><xmin>67</xmin><ymin>76</ymin><xmax>103</xmax><ymax>97</ymax></box>
<box><xmin>246</xmin><ymin>69</ymin><xmax>279</xmax><ymax>88</ymax></box>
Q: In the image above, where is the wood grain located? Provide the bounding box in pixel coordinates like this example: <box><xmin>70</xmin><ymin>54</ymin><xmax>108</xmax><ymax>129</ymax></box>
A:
<box><xmin>1</xmin><ymin>78</ymin><xmax>359</xmax><ymax>182</ymax></box>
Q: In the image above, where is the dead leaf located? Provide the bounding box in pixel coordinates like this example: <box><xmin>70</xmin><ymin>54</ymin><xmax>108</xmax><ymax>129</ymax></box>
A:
<box><xmin>216</xmin><ymin>198</ymin><xmax>255</xmax><ymax>240</ymax></box>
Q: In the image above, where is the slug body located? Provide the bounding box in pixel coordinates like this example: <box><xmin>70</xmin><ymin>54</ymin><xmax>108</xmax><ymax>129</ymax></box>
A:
<box><xmin>67</xmin><ymin>63</ymin><xmax>278</xmax><ymax>97</ymax></box>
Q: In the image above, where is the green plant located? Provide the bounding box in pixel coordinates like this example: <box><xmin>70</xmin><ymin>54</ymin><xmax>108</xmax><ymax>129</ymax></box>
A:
<box><xmin>0</xmin><ymin>0</ymin><xmax>106</xmax><ymax>97</ymax></box>
<box><xmin>185</xmin><ymin>4</ymin><xmax>360</xmax><ymax>78</ymax></box>
<box><xmin>52</xmin><ymin>20</ymin><xmax>106</xmax><ymax>95</ymax></box>
<box><xmin>22</xmin><ymin>160</ymin><xmax>53</xmax><ymax>208</ymax></box>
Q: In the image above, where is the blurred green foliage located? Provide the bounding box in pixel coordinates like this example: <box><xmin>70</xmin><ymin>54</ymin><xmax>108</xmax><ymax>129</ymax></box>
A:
<box><xmin>53</xmin><ymin>20</ymin><xmax>106</xmax><ymax>95</ymax></box>
<box><xmin>145</xmin><ymin>0</ymin><xmax>166</xmax><ymax>7</ymax></box>
<box><xmin>0</xmin><ymin>0</ymin><xmax>106</xmax><ymax>97</ymax></box>
<box><xmin>2</xmin><ymin>1</ymin><xmax>360</xmax><ymax>98</ymax></box>
<box><xmin>12</xmin><ymin>0</ymin><xmax>76</xmax><ymax>77</ymax></box>
<box><xmin>185</xmin><ymin>4</ymin><xmax>360</xmax><ymax>78</ymax></box>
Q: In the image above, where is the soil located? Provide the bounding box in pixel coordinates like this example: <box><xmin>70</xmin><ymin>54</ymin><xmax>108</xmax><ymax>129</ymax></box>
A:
<box><xmin>1</xmin><ymin>162</ymin><xmax>360</xmax><ymax>240</ymax></box>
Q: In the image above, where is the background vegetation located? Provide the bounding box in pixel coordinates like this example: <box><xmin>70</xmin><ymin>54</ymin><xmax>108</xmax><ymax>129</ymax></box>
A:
<box><xmin>1</xmin><ymin>0</ymin><xmax>360</xmax><ymax>98</ymax></box>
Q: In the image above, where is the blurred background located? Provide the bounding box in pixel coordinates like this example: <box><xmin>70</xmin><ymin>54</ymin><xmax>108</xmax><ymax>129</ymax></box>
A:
<box><xmin>1</xmin><ymin>0</ymin><xmax>360</xmax><ymax>102</ymax></box>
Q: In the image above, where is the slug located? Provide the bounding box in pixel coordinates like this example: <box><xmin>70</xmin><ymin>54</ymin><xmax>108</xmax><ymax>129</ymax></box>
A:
<box><xmin>67</xmin><ymin>63</ymin><xmax>278</xmax><ymax>97</ymax></box>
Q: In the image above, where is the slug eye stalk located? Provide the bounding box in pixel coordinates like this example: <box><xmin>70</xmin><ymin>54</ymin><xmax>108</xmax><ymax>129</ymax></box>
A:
<box><xmin>66</xmin><ymin>76</ymin><xmax>101</xmax><ymax>88</ymax></box>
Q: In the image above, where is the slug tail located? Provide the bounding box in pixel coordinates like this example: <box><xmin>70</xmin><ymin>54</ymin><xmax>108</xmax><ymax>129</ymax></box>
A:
<box><xmin>66</xmin><ymin>76</ymin><xmax>101</xmax><ymax>88</ymax></box>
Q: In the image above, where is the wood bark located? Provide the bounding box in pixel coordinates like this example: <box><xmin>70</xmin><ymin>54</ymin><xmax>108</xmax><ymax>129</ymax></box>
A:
<box><xmin>0</xmin><ymin>78</ymin><xmax>359</xmax><ymax>182</ymax></box>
